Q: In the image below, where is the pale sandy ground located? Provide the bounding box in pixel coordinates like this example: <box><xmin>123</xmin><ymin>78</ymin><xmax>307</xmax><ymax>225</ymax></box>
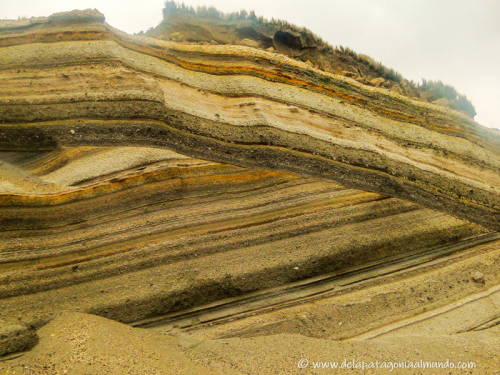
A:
<box><xmin>1</xmin><ymin>312</ymin><xmax>498</xmax><ymax>374</ymax></box>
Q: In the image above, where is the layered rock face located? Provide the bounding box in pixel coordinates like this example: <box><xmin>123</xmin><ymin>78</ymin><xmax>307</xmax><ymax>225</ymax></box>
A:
<box><xmin>2</xmin><ymin>145</ymin><xmax>489</xmax><ymax>326</ymax></box>
<box><xmin>0</xmin><ymin>9</ymin><xmax>499</xmax><ymax>368</ymax></box>
<box><xmin>1</xmin><ymin>10</ymin><xmax>499</xmax><ymax>230</ymax></box>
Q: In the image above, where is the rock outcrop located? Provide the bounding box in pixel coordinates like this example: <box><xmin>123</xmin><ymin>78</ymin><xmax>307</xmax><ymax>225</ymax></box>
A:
<box><xmin>0</xmin><ymin>320</ymin><xmax>37</xmax><ymax>357</ymax></box>
<box><xmin>0</xmin><ymin>10</ymin><xmax>499</xmax><ymax>367</ymax></box>
<box><xmin>2</xmin><ymin>145</ymin><xmax>490</xmax><ymax>328</ymax></box>
<box><xmin>0</xmin><ymin>10</ymin><xmax>499</xmax><ymax>230</ymax></box>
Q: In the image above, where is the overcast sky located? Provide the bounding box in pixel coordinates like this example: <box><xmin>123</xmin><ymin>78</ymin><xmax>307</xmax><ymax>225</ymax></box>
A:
<box><xmin>2</xmin><ymin>0</ymin><xmax>499</xmax><ymax>129</ymax></box>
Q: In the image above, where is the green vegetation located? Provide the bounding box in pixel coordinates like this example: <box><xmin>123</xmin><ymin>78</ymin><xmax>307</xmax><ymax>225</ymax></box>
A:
<box><xmin>162</xmin><ymin>1</ymin><xmax>333</xmax><ymax>45</ymax></box>
<box><xmin>161</xmin><ymin>1</ymin><xmax>476</xmax><ymax>118</ymax></box>
<box><xmin>163</xmin><ymin>1</ymin><xmax>256</xmax><ymax>21</ymax></box>
<box><xmin>419</xmin><ymin>79</ymin><xmax>476</xmax><ymax>117</ymax></box>
<box><xmin>350</xmin><ymin>51</ymin><xmax>404</xmax><ymax>83</ymax></box>
<box><xmin>161</xmin><ymin>1</ymin><xmax>403</xmax><ymax>83</ymax></box>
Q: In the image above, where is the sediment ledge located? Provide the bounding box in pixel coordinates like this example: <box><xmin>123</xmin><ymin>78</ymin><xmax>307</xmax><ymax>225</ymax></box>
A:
<box><xmin>0</xmin><ymin>10</ymin><xmax>499</xmax><ymax>230</ymax></box>
<box><xmin>0</xmin><ymin>146</ymin><xmax>489</xmax><ymax>327</ymax></box>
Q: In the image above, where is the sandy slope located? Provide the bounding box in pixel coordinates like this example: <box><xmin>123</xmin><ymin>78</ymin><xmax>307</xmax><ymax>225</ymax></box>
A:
<box><xmin>1</xmin><ymin>312</ymin><xmax>498</xmax><ymax>374</ymax></box>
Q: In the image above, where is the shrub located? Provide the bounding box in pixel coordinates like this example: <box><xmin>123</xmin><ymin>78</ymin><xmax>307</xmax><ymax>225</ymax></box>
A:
<box><xmin>160</xmin><ymin>1</ymin><xmax>475</xmax><ymax>117</ymax></box>
<box><xmin>420</xmin><ymin>79</ymin><xmax>476</xmax><ymax>117</ymax></box>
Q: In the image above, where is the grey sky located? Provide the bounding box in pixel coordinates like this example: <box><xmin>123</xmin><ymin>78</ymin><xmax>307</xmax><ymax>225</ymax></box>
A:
<box><xmin>1</xmin><ymin>0</ymin><xmax>498</xmax><ymax>128</ymax></box>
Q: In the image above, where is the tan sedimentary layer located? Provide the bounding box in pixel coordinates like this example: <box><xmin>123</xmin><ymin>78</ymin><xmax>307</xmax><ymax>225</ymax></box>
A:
<box><xmin>0</xmin><ymin>11</ymin><xmax>499</xmax><ymax>230</ymax></box>
<box><xmin>0</xmin><ymin>145</ymin><xmax>490</xmax><ymax>329</ymax></box>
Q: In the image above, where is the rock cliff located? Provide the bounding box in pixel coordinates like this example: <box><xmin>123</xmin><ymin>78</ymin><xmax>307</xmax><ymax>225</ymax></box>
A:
<box><xmin>0</xmin><ymin>9</ymin><xmax>499</xmax><ymax>369</ymax></box>
<box><xmin>0</xmin><ymin>10</ymin><xmax>499</xmax><ymax>230</ymax></box>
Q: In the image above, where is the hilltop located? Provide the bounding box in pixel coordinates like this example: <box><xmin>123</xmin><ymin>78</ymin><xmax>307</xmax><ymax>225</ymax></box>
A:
<box><xmin>144</xmin><ymin>1</ymin><xmax>476</xmax><ymax>118</ymax></box>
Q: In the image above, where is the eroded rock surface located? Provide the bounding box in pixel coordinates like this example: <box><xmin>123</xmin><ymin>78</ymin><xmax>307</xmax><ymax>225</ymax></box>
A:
<box><xmin>0</xmin><ymin>10</ymin><xmax>499</xmax><ymax>230</ymax></box>
<box><xmin>0</xmin><ymin>10</ymin><xmax>499</xmax><ymax>370</ymax></box>
<box><xmin>0</xmin><ymin>320</ymin><xmax>37</xmax><ymax>357</ymax></box>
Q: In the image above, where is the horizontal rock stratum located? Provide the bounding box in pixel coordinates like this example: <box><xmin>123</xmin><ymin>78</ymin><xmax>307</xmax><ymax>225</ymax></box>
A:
<box><xmin>0</xmin><ymin>10</ymin><xmax>499</xmax><ymax>230</ymax></box>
